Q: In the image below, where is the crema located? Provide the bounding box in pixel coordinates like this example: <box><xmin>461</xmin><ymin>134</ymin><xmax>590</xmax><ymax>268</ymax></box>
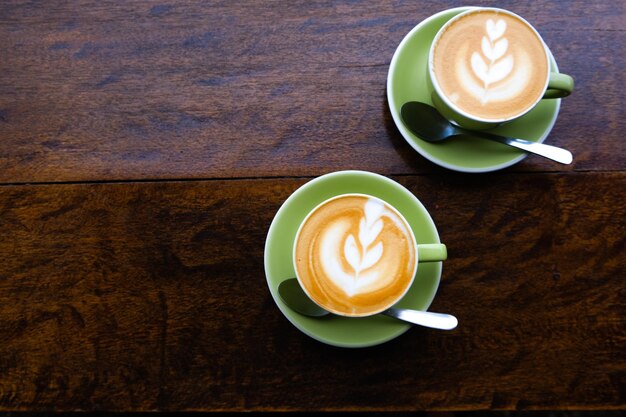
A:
<box><xmin>432</xmin><ymin>9</ymin><xmax>549</xmax><ymax>121</ymax></box>
<box><xmin>294</xmin><ymin>195</ymin><xmax>417</xmax><ymax>317</ymax></box>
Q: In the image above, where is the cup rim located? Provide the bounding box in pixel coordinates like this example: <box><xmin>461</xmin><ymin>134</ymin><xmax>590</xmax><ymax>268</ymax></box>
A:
<box><xmin>428</xmin><ymin>6</ymin><xmax>552</xmax><ymax>123</ymax></box>
<box><xmin>292</xmin><ymin>192</ymin><xmax>419</xmax><ymax>318</ymax></box>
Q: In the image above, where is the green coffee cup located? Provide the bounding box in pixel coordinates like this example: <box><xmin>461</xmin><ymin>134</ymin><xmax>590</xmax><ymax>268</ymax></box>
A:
<box><xmin>426</xmin><ymin>7</ymin><xmax>574</xmax><ymax>131</ymax></box>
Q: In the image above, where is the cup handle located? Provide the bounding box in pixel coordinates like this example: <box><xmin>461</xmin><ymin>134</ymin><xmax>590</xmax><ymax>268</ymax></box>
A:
<box><xmin>417</xmin><ymin>243</ymin><xmax>447</xmax><ymax>262</ymax></box>
<box><xmin>543</xmin><ymin>73</ymin><xmax>574</xmax><ymax>99</ymax></box>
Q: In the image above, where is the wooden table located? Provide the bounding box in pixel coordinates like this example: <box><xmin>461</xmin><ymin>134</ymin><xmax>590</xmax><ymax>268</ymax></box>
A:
<box><xmin>1</xmin><ymin>0</ymin><xmax>624</xmax><ymax>412</ymax></box>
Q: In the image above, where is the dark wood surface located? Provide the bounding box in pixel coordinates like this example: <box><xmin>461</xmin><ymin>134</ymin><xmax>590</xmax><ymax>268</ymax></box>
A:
<box><xmin>0</xmin><ymin>0</ymin><xmax>624</xmax><ymax>412</ymax></box>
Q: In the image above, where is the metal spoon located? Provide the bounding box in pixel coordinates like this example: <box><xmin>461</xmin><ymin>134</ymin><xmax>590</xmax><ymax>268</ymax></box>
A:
<box><xmin>278</xmin><ymin>278</ymin><xmax>458</xmax><ymax>330</ymax></box>
<box><xmin>400</xmin><ymin>101</ymin><xmax>573</xmax><ymax>164</ymax></box>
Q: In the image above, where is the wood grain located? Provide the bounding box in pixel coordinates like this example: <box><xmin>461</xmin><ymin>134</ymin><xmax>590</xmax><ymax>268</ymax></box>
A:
<box><xmin>1</xmin><ymin>173</ymin><xmax>624</xmax><ymax>411</ymax></box>
<box><xmin>0</xmin><ymin>0</ymin><xmax>624</xmax><ymax>412</ymax></box>
<box><xmin>0</xmin><ymin>0</ymin><xmax>624</xmax><ymax>183</ymax></box>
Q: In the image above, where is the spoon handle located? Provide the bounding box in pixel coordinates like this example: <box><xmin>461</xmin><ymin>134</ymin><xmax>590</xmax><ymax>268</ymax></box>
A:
<box><xmin>383</xmin><ymin>308</ymin><xmax>458</xmax><ymax>330</ymax></box>
<box><xmin>476</xmin><ymin>132</ymin><xmax>573</xmax><ymax>164</ymax></box>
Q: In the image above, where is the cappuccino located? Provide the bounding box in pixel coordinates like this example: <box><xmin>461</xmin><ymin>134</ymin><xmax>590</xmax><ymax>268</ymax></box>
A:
<box><xmin>431</xmin><ymin>9</ymin><xmax>549</xmax><ymax>121</ymax></box>
<box><xmin>294</xmin><ymin>194</ymin><xmax>417</xmax><ymax>317</ymax></box>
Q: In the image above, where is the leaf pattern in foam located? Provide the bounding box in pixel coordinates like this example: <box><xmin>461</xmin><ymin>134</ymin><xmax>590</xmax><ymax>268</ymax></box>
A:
<box><xmin>344</xmin><ymin>234</ymin><xmax>361</xmax><ymax>274</ymax></box>
<box><xmin>471</xmin><ymin>52</ymin><xmax>488</xmax><ymax>83</ymax></box>
<box><xmin>489</xmin><ymin>55</ymin><xmax>514</xmax><ymax>84</ymax></box>
<box><xmin>470</xmin><ymin>18</ymin><xmax>514</xmax><ymax>99</ymax></box>
<box><xmin>360</xmin><ymin>242</ymin><xmax>382</xmax><ymax>271</ymax></box>
<box><xmin>482</xmin><ymin>37</ymin><xmax>508</xmax><ymax>61</ymax></box>
<box><xmin>486</xmin><ymin>19</ymin><xmax>506</xmax><ymax>41</ymax></box>
<box><xmin>359</xmin><ymin>217</ymin><xmax>383</xmax><ymax>248</ymax></box>
<box><xmin>344</xmin><ymin>198</ymin><xmax>385</xmax><ymax>278</ymax></box>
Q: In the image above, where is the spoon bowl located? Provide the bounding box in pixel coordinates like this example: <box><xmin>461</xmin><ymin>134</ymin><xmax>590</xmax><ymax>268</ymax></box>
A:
<box><xmin>401</xmin><ymin>101</ymin><xmax>458</xmax><ymax>142</ymax></box>
<box><xmin>278</xmin><ymin>278</ymin><xmax>458</xmax><ymax>330</ymax></box>
<box><xmin>401</xmin><ymin>101</ymin><xmax>573</xmax><ymax>164</ymax></box>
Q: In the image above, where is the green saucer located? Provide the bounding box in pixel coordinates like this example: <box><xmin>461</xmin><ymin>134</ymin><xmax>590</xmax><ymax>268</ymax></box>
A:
<box><xmin>387</xmin><ymin>7</ymin><xmax>561</xmax><ymax>173</ymax></box>
<box><xmin>264</xmin><ymin>170</ymin><xmax>443</xmax><ymax>348</ymax></box>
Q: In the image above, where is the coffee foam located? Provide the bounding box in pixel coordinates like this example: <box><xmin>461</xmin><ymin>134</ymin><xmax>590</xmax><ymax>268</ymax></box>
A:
<box><xmin>432</xmin><ymin>10</ymin><xmax>548</xmax><ymax>120</ymax></box>
<box><xmin>294</xmin><ymin>195</ymin><xmax>417</xmax><ymax>316</ymax></box>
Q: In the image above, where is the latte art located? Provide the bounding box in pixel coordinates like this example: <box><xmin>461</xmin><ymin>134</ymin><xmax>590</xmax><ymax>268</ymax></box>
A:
<box><xmin>432</xmin><ymin>9</ymin><xmax>549</xmax><ymax>120</ymax></box>
<box><xmin>470</xmin><ymin>19</ymin><xmax>515</xmax><ymax>103</ymax></box>
<box><xmin>294</xmin><ymin>195</ymin><xmax>417</xmax><ymax>317</ymax></box>
<box><xmin>322</xmin><ymin>198</ymin><xmax>398</xmax><ymax>297</ymax></box>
